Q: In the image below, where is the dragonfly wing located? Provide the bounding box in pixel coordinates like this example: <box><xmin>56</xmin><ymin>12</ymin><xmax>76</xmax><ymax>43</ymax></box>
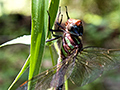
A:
<box><xmin>50</xmin><ymin>50</ymin><xmax>77</xmax><ymax>89</ymax></box>
<box><xmin>17</xmin><ymin>64</ymin><xmax>61</xmax><ymax>90</ymax></box>
<box><xmin>17</xmin><ymin>50</ymin><xmax>76</xmax><ymax>90</ymax></box>
<box><xmin>70</xmin><ymin>47</ymin><xmax>120</xmax><ymax>86</ymax></box>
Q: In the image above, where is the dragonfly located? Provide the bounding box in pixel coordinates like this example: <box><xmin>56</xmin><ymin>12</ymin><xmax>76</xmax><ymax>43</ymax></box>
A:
<box><xmin>17</xmin><ymin>6</ymin><xmax>120</xmax><ymax>90</ymax></box>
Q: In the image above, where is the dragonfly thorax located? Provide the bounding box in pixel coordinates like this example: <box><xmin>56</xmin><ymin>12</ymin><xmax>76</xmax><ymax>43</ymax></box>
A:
<box><xmin>61</xmin><ymin>33</ymin><xmax>83</xmax><ymax>59</ymax></box>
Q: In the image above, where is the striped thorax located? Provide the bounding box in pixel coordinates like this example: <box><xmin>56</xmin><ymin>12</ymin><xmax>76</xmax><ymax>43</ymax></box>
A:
<box><xmin>61</xmin><ymin>19</ymin><xmax>83</xmax><ymax>59</ymax></box>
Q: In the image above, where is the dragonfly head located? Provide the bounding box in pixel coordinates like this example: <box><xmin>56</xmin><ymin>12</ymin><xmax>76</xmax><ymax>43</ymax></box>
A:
<box><xmin>65</xmin><ymin>19</ymin><xmax>83</xmax><ymax>36</ymax></box>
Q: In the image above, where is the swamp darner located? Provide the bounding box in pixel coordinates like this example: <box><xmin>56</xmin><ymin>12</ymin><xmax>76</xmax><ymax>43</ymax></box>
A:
<box><xmin>17</xmin><ymin>7</ymin><xmax>120</xmax><ymax>90</ymax></box>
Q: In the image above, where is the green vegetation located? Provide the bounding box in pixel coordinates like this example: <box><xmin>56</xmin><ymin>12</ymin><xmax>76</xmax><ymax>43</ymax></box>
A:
<box><xmin>0</xmin><ymin>0</ymin><xmax>120</xmax><ymax>90</ymax></box>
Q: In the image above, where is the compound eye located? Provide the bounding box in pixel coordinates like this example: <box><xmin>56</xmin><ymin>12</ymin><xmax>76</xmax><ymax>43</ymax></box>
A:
<box><xmin>70</xmin><ymin>25</ymin><xmax>83</xmax><ymax>36</ymax></box>
<box><xmin>70</xmin><ymin>26</ymin><xmax>74</xmax><ymax>30</ymax></box>
<box><xmin>70</xmin><ymin>25</ymin><xmax>78</xmax><ymax>30</ymax></box>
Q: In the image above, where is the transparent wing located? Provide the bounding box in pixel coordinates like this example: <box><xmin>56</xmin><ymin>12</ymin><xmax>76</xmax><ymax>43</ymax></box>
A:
<box><xmin>17</xmin><ymin>47</ymin><xmax>120</xmax><ymax>90</ymax></box>
<box><xmin>17</xmin><ymin>49</ymin><xmax>77</xmax><ymax>90</ymax></box>
<box><xmin>16</xmin><ymin>64</ymin><xmax>59</xmax><ymax>90</ymax></box>
<box><xmin>70</xmin><ymin>47</ymin><xmax>120</xmax><ymax>86</ymax></box>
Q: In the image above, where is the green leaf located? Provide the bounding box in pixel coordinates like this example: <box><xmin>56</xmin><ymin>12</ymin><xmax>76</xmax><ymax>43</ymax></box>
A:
<box><xmin>28</xmin><ymin>0</ymin><xmax>49</xmax><ymax>89</ymax></box>
<box><xmin>8</xmin><ymin>0</ymin><xmax>60</xmax><ymax>89</ymax></box>
<box><xmin>0</xmin><ymin>35</ymin><xmax>31</xmax><ymax>47</ymax></box>
<box><xmin>29</xmin><ymin>0</ymin><xmax>60</xmax><ymax>80</ymax></box>
<box><xmin>29</xmin><ymin>0</ymin><xmax>60</xmax><ymax>89</ymax></box>
<box><xmin>8</xmin><ymin>55</ymin><xmax>30</xmax><ymax>90</ymax></box>
<box><xmin>49</xmin><ymin>0</ymin><xmax>60</xmax><ymax>28</ymax></box>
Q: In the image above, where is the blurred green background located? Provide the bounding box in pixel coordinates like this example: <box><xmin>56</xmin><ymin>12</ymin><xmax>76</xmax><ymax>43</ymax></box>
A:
<box><xmin>0</xmin><ymin>0</ymin><xmax>120</xmax><ymax>90</ymax></box>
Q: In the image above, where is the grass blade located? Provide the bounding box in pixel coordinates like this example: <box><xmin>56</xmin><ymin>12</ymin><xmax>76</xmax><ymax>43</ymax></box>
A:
<box><xmin>8</xmin><ymin>55</ymin><xmax>30</xmax><ymax>90</ymax></box>
<box><xmin>29</xmin><ymin>0</ymin><xmax>49</xmax><ymax>89</ymax></box>
<box><xmin>0</xmin><ymin>35</ymin><xmax>31</xmax><ymax>47</ymax></box>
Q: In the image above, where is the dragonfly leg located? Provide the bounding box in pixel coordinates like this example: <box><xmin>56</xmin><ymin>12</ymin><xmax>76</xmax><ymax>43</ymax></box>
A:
<box><xmin>47</xmin><ymin>10</ymin><xmax>55</xmax><ymax>36</ymax></box>
<box><xmin>57</xmin><ymin>14</ymin><xmax>63</xmax><ymax>30</ymax></box>
<box><xmin>46</xmin><ymin>36</ymin><xmax>62</xmax><ymax>42</ymax></box>
<box><xmin>53</xmin><ymin>6</ymin><xmax>70</xmax><ymax>30</ymax></box>
<box><xmin>47</xmin><ymin>9</ymin><xmax>65</xmax><ymax>42</ymax></box>
<box><xmin>65</xmin><ymin>6</ymin><xmax>70</xmax><ymax>20</ymax></box>
<box><xmin>56</xmin><ymin>7</ymin><xmax>61</xmax><ymax>23</ymax></box>
<box><xmin>57</xmin><ymin>7</ymin><xmax>63</xmax><ymax>26</ymax></box>
<box><xmin>49</xmin><ymin>29</ymin><xmax>63</xmax><ymax>37</ymax></box>
<box><xmin>55</xmin><ymin>6</ymin><xmax>66</xmax><ymax>31</ymax></box>
<box><xmin>47</xmin><ymin>9</ymin><xmax>64</xmax><ymax>35</ymax></box>
<box><xmin>59</xmin><ymin>14</ymin><xmax>63</xmax><ymax>24</ymax></box>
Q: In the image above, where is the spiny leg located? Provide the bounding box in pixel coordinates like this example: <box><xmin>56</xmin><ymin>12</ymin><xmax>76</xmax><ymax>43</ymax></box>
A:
<box><xmin>46</xmin><ymin>36</ymin><xmax>61</xmax><ymax>42</ymax></box>
<box><xmin>57</xmin><ymin>14</ymin><xmax>63</xmax><ymax>30</ymax></box>
<box><xmin>46</xmin><ymin>11</ymin><xmax>63</xmax><ymax>42</ymax></box>
<box><xmin>65</xmin><ymin>6</ymin><xmax>70</xmax><ymax>20</ymax></box>
<box><xmin>56</xmin><ymin>7</ymin><xmax>64</xmax><ymax>31</ymax></box>
<box><xmin>57</xmin><ymin>7</ymin><xmax>61</xmax><ymax>23</ymax></box>
<box><xmin>56</xmin><ymin>6</ymin><xmax>66</xmax><ymax>31</ymax></box>
<box><xmin>46</xmin><ymin>7</ymin><xmax>67</xmax><ymax>42</ymax></box>
<box><xmin>60</xmin><ymin>14</ymin><xmax>63</xmax><ymax>25</ymax></box>
<box><xmin>57</xmin><ymin>7</ymin><xmax>63</xmax><ymax>24</ymax></box>
<box><xmin>47</xmin><ymin>10</ymin><xmax>64</xmax><ymax>33</ymax></box>
<box><xmin>47</xmin><ymin>11</ymin><xmax>56</xmax><ymax>36</ymax></box>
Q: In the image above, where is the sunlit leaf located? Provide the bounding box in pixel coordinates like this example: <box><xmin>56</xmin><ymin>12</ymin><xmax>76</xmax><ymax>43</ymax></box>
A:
<box><xmin>0</xmin><ymin>35</ymin><xmax>31</xmax><ymax>47</ymax></box>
